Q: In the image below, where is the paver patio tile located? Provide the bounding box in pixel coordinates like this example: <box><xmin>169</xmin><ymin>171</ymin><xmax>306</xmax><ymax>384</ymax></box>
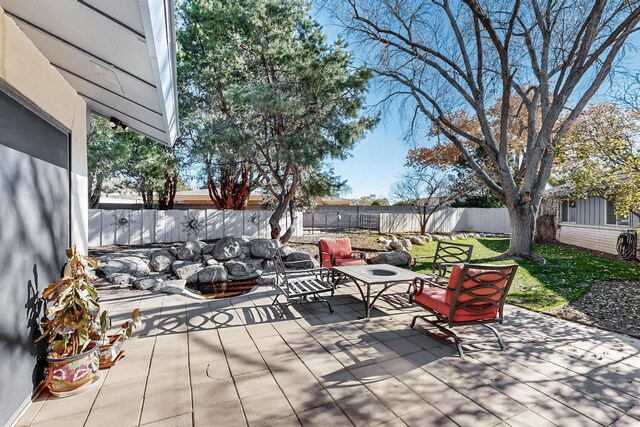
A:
<box><xmin>626</xmin><ymin>401</ymin><xmax>640</xmax><ymax>419</ymax></box>
<box><xmin>612</xmin><ymin>415</ymin><xmax>640</xmax><ymax>426</ymax></box>
<box><xmin>335</xmin><ymin>389</ymin><xmax>397</xmax><ymax>427</ymax></box>
<box><xmin>383</xmin><ymin>338</ymin><xmax>424</xmax><ymax>356</ymax></box>
<box><xmin>85</xmin><ymin>399</ymin><xmax>143</xmax><ymax>427</ymax></box>
<box><xmin>234</xmin><ymin>369</ymin><xmax>281</xmax><ymax>399</ymax></box>
<box><xmin>401</xmin><ymin>405</ymin><xmax>456</xmax><ymax>427</ymax></box>
<box><xmin>278</xmin><ymin>381</ymin><xmax>334</xmax><ymax>413</ymax></box>
<box><xmin>227</xmin><ymin>352</ymin><xmax>268</xmax><ymax>376</ymax></box>
<box><xmin>529</xmin><ymin>398</ymin><xmax>603</xmax><ymax>427</ymax></box>
<box><xmin>297</xmin><ymin>402</ymin><xmax>352</xmax><ymax>426</ymax></box>
<box><xmin>190</xmin><ymin>360</ymin><xmax>232</xmax><ymax>384</ymax></box>
<box><xmin>28</xmin><ymin>378</ymin><xmax>103</xmax><ymax>424</ymax></box>
<box><xmin>192</xmin><ymin>377</ymin><xmax>238</xmax><ymax>405</ymax></box>
<box><xmin>14</xmin><ymin>398</ymin><xmax>46</xmax><ymax>426</ymax></box>
<box><xmin>141</xmin><ymin>412</ymin><xmax>193</xmax><ymax>426</ymax></box>
<box><xmin>145</xmin><ymin>366</ymin><xmax>191</xmax><ymax>396</ymax></box>
<box><xmin>193</xmin><ymin>398</ymin><xmax>246</xmax><ymax>427</ymax></box>
<box><xmin>365</xmin><ymin>377</ymin><xmax>427</xmax><ymax>416</ymax></box>
<box><xmin>93</xmin><ymin>375</ymin><xmax>146</xmax><ymax>408</ymax></box>
<box><xmin>103</xmin><ymin>359</ymin><xmax>152</xmax><ymax>383</ymax></box>
<box><xmin>241</xmin><ymin>390</ymin><xmax>295</xmax><ymax>426</ymax></box>
<box><xmin>349</xmin><ymin>363</ymin><xmax>391</xmax><ymax>383</ymax></box>
<box><xmin>504</xmin><ymin>409</ymin><xmax>557</xmax><ymax>427</ymax></box>
<box><xmin>29</xmin><ymin>411</ymin><xmax>89</xmax><ymax>427</ymax></box>
<box><xmin>463</xmin><ymin>384</ymin><xmax>527</xmax><ymax>420</ymax></box>
<box><xmin>428</xmin><ymin>388</ymin><xmax>501</xmax><ymax>427</ymax></box>
<box><xmin>140</xmin><ymin>387</ymin><xmax>192</xmax><ymax>425</ymax></box>
<box><xmin>258</xmin><ymin>414</ymin><xmax>302</xmax><ymax>427</ymax></box>
<box><xmin>320</xmin><ymin>369</ymin><xmax>368</xmax><ymax>401</ymax></box>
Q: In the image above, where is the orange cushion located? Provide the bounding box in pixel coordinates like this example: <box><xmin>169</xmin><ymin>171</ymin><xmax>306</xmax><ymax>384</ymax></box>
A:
<box><xmin>445</xmin><ymin>264</ymin><xmax>513</xmax><ymax>306</ymax></box>
<box><xmin>319</xmin><ymin>238</ymin><xmax>353</xmax><ymax>258</ymax></box>
<box><xmin>414</xmin><ymin>287</ymin><xmax>498</xmax><ymax>322</ymax></box>
<box><xmin>334</xmin><ymin>258</ymin><xmax>366</xmax><ymax>267</ymax></box>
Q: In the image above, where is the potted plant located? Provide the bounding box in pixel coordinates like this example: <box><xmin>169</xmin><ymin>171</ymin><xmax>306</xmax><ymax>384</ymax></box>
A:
<box><xmin>36</xmin><ymin>245</ymin><xmax>101</xmax><ymax>395</ymax></box>
<box><xmin>97</xmin><ymin>308</ymin><xmax>143</xmax><ymax>369</ymax></box>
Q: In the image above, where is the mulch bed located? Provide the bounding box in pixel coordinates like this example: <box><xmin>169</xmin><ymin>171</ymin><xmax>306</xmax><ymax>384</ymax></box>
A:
<box><xmin>550</xmin><ymin>281</ymin><xmax>640</xmax><ymax>338</ymax></box>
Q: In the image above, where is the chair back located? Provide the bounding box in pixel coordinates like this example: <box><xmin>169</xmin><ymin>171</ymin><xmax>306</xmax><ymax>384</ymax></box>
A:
<box><xmin>446</xmin><ymin>263</ymin><xmax>518</xmax><ymax>323</ymax></box>
<box><xmin>318</xmin><ymin>238</ymin><xmax>353</xmax><ymax>269</ymax></box>
<box><xmin>272</xmin><ymin>254</ymin><xmax>290</xmax><ymax>297</ymax></box>
<box><xmin>433</xmin><ymin>241</ymin><xmax>474</xmax><ymax>273</ymax></box>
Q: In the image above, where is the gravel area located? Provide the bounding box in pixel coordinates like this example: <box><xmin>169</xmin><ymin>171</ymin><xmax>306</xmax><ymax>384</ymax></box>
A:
<box><xmin>550</xmin><ymin>281</ymin><xmax>640</xmax><ymax>338</ymax></box>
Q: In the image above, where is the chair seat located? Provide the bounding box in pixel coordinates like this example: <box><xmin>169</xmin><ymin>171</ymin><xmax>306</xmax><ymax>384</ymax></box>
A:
<box><xmin>288</xmin><ymin>277</ymin><xmax>333</xmax><ymax>296</ymax></box>
<box><xmin>334</xmin><ymin>258</ymin><xmax>367</xmax><ymax>267</ymax></box>
<box><xmin>414</xmin><ymin>287</ymin><xmax>498</xmax><ymax>322</ymax></box>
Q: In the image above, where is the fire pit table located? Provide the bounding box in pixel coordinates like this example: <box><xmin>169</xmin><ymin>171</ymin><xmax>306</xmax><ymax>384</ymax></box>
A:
<box><xmin>333</xmin><ymin>264</ymin><xmax>430</xmax><ymax>319</ymax></box>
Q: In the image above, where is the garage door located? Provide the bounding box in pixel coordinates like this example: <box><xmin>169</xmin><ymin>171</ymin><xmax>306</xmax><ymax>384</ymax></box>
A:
<box><xmin>0</xmin><ymin>90</ymin><xmax>70</xmax><ymax>425</ymax></box>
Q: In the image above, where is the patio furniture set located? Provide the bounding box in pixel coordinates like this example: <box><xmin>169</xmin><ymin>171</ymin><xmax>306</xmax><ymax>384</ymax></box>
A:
<box><xmin>271</xmin><ymin>237</ymin><xmax>519</xmax><ymax>357</ymax></box>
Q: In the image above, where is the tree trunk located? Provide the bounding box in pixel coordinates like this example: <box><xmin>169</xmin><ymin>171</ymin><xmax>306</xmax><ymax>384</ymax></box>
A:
<box><xmin>507</xmin><ymin>203</ymin><xmax>536</xmax><ymax>257</ymax></box>
<box><xmin>280</xmin><ymin>199</ymin><xmax>297</xmax><ymax>244</ymax></box>
<box><xmin>269</xmin><ymin>200</ymin><xmax>286</xmax><ymax>240</ymax></box>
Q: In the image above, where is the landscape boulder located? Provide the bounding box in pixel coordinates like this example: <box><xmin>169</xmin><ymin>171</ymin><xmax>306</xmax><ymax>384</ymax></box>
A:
<box><xmin>250</xmin><ymin>238</ymin><xmax>280</xmax><ymax>259</ymax></box>
<box><xmin>99</xmin><ymin>256</ymin><xmax>150</xmax><ymax>278</ymax></box>
<box><xmin>176</xmin><ymin>241</ymin><xmax>206</xmax><ymax>260</ymax></box>
<box><xmin>369</xmin><ymin>251</ymin><xmax>412</xmax><ymax>267</ymax></box>
<box><xmin>152</xmin><ymin>279</ymin><xmax>186</xmax><ymax>295</ymax></box>
<box><xmin>108</xmin><ymin>273</ymin><xmax>132</xmax><ymax>286</ymax></box>
<box><xmin>389</xmin><ymin>241</ymin><xmax>404</xmax><ymax>252</ymax></box>
<box><xmin>410</xmin><ymin>236</ymin><xmax>424</xmax><ymax>245</ymax></box>
<box><xmin>278</xmin><ymin>245</ymin><xmax>295</xmax><ymax>258</ymax></box>
<box><xmin>224</xmin><ymin>259</ymin><xmax>262</xmax><ymax>277</ymax></box>
<box><xmin>172</xmin><ymin>261</ymin><xmax>204</xmax><ymax>283</ymax></box>
<box><xmin>262</xmin><ymin>260</ymin><xmax>276</xmax><ymax>273</ymax></box>
<box><xmin>149</xmin><ymin>249</ymin><xmax>176</xmax><ymax>273</ymax></box>
<box><xmin>423</xmin><ymin>234</ymin><xmax>433</xmax><ymax>242</ymax></box>
<box><xmin>403</xmin><ymin>239</ymin><xmax>413</xmax><ymax>251</ymax></box>
<box><xmin>212</xmin><ymin>236</ymin><xmax>243</xmax><ymax>261</ymax></box>
<box><xmin>198</xmin><ymin>265</ymin><xmax>228</xmax><ymax>283</ymax></box>
<box><xmin>133</xmin><ymin>277</ymin><xmax>159</xmax><ymax>291</ymax></box>
<box><xmin>285</xmin><ymin>252</ymin><xmax>316</xmax><ymax>269</ymax></box>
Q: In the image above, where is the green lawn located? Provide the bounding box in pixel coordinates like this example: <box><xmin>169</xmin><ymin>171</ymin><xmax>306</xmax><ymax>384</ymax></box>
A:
<box><xmin>409</xmin><ymin>238</ymin><xmax>640</xmax><ymax>312</ymax></box>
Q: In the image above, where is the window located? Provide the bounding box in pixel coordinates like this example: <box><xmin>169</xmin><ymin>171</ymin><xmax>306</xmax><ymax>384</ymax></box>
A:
<box><xmin>561</xmin><ymin>200</ymin><xmax>576</xmax><ymax>222</ymax></box>
<box><xmin>606</xmin><ymin>200</ymin><xmax>630</xmax><ymax>226</ymax></box>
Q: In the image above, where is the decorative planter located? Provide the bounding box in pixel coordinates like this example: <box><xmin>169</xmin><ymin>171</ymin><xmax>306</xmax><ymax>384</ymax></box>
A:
<box><xmin>99</xmin><ymin>334</ymin><xmax>125</xmax><ymax>369</ymax></box>
<box><xmin>47</xmin><ymin>341</ymin><xmax>100</xmax><ymax>394</ymax></box>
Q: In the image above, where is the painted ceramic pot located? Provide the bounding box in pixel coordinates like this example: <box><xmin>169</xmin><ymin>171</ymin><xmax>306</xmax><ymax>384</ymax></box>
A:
<box><xmin>99</xmin><ymin>334</ymin><xmax>124</xmax><ymax>368</ymax></box>
<box><xmin>47</xmin><ymin>341</ymin><xmax>99</xmax><ymax>393</ymax></box>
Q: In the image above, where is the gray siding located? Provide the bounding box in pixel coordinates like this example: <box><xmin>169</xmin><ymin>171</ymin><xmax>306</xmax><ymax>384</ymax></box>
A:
<box><xmin>576</xmin><ymin>197</ymin><xmax>604</xmax><ymax>226</ymax></box>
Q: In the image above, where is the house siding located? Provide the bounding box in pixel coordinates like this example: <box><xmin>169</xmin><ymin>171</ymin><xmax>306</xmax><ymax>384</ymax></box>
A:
<box><xmin>557</xmin><ymin>223</ymin><xmax>636</xmax><ymax>256</ymax></box>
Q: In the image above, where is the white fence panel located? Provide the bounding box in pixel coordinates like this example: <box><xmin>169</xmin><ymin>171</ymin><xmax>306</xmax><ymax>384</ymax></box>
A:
<box><xmin>206</xmin><ymin>210</ymin><xmax>224</xmax><ymax>239</ymax></box>
<box><xmin>88</xmin><ymin>210</ymin><xmax>102</xmax><ymax>247</ymax></box>
<box><xmin>89</xmin><ymin>209</ymin><xmax>302</xmax><ymax>247</ymax></box>
<box><xmin>379</xmin><ymin>208</ymin><xmax>509</xmax><ymax>234</ymax></box>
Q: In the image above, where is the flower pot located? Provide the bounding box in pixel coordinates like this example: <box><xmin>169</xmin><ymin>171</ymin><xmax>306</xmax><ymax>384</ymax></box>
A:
<box><xmin>47</xmin><ymin>341</ymin><xmax>100</xmax><ymax>394</ymax></box>
<box><xmin>99</xmin><ymin>334</ymin><xmax>125</xmax><ymax>369</ymax></box>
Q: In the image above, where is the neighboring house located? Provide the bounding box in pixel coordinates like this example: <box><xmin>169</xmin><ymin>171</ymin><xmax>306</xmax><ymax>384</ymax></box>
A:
<box><xmin>556</xmin><ymin>196</ymin><xmax>639</xmax><ymax>256</ymax></box>
<box><xmin>0</xmin><ymin>1</ymin><xmax>177</xmax><ymax>425</ymax></box>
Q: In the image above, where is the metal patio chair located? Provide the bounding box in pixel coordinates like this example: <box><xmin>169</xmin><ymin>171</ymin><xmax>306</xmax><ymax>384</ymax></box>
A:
<box><xmin>409</xmin><ymin>240</ymin><xmax>474</xmax><ymax>286</ymax></box>
<box><xmin>271</xmin><ymin>254</ymin><xmax>335</xmax><ymax>319</ymax></box>
<box><xmin>408</xmin><ymin>263</ymin><xmax>518</xmax><ymax>358</ymax></box>
<box><xmin>318</xmin><ymin>237</ymin><xmax>367</xmax><ymax>283</ymax></box>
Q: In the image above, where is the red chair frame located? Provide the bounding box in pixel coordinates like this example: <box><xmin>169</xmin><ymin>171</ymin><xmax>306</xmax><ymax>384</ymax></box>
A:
<box><xmin>409</xmin><ymin>263</ymin><xmax>518</xmax><ymax>357</ymax></box>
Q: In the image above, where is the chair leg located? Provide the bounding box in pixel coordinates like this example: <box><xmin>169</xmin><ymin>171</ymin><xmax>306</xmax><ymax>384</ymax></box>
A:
<box><xmin>484</xmin><ymin>325</ymin><xmax>506</xmax><ymax>350</ymax></box>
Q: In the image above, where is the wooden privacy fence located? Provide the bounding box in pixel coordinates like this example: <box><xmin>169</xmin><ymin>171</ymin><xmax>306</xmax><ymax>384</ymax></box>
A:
<box><xmin>88</xmin><ymin>209</ymin><xmax>303</xmax><ymax>247</ymax></box>
<box><xmin>379</xmin><ymin>207</ymin><xmax>510</xmax><ymax>234</ymax></box>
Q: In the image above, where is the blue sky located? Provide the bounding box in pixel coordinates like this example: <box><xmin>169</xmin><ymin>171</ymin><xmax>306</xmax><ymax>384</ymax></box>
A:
<box><xmin>314</xmin><ymin>9</ymin><xmax>412</xmax><ymax>201</ymax></box>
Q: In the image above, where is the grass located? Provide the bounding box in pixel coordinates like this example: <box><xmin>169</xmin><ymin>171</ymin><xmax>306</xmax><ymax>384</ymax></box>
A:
<box><xmin>409</xmin><ymin>238</ymin><xmax>640</xmax><ymax>312</ymax></box>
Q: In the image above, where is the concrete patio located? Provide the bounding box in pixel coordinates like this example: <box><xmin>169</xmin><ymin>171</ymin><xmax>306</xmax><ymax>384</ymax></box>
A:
<box><xmin>16</xmin><ymin>282</ymin><xmax>640</xmax><ymax>427</ymax></box>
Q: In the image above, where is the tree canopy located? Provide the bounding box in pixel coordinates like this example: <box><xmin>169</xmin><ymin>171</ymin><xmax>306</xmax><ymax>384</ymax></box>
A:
<box><xmin>330</xmin><ymin>0</ymin><xmax>640</xmax><ymax>257</ymax></box>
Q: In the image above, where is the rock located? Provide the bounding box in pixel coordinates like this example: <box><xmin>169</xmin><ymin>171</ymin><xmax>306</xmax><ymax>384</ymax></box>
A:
<box><xmin>403</xmin><ymin>239</ymin><xmax>413</xmax><ymax>251</ymax></box>
<box><xmin>241</xmin><ymin>246</ymin><xmax>252</xmax><ymax>256</ymax></box>
<box><xmin>369</xmin><ymin>251</ymin><xmax>412</xmax><ymax>267</ymax></box>
<box><xmin>390</xmin><ymin>235</ymin><xmax>398</xmax><ymax>242</ymax></box>
<box><xmin>262</xmin><ymin>260</ymin><xmax>276</xmax><ymax>273</ymax></box>
<box><xmin>212</xmin><ymin>236</ymin><xmax>243</xmax><ymax>261</ymax></box>
<box><xmin>376</xmin><ymin>237</ymin><xmax>388</xmax><ymax>243</ymax></box>
<box><xmin>251</xmin><ymin>238</ymin><xmax>280</xmax><ymax>259</ymax></box>
<box><xmin>431</xmin><ymin>235</ymin><xmax>443</xmax><ymax>241</ymax></box>
<box><xmin>224</xmin><ymin>259</ymin><xmax>262</xmax><ymax>277</ymax></box>
<box><xmin>257</xmin><ymin>276</ymin><xmax>276</xmax><ymax>287</ymax></box>
<box><xmin>410</xmin><ymin>236</ymin><xmax>424</xmax><ymax>245</ymax></box>
<box><xmin>389</xmin><ymin>241</ymin><xmax>404</xmax><ymax>251</ymax></box>
<box><xmin>198</xmin><ymin>265</ymin><xmax>228</xmax><ymax>283</ymax></box>
<box><xmin>285</xmin><ymin>252</ymin><xmax>316</xmax><ymax>269</ymax></box>
<box><xmin>133</xmin><ymin>277</ymin><xmax>158</xmax><ymax>291</ymax></box>
<box><xmin>152</xmin><ymin>279</ymin><xmax>186</xmax><ymax>295</ymax></box>
<box><xmin>108</xmin><ymin>273</ymin><xmax>132</xmax><ymax>286</ymax></box>
<box><xmin>176</xmin><ymin>240</ymin><xmax>205</xmax><ymax>261</ymax></box>
<box><xmin>99</xmin><ymin>256</ymin><xmax>150</xmax><ymax>278</ymax></box>
<box><xmin>206</xmin><ymin>258</ymin><xmax>219</xmax><ymax>266</ymax></box>
<box><xmin>172</xmin><ymin>261</ymin><xmax>204</xmax><ymax>283</ymax></box>
<box><xmin>380</xmin><ymin>239</ymin><xmax>391</xmax><ymax>246</ymax></box>
<box><xmin>228</xmin><ymin>270</ymin><xmax>262</xmax><ymax>281</ymax></box>
<box><xmin>385</xmin><ymin>246</ymin><xmax>393</xmax><ymax>251</ymax></box>
<box><xmin>278</xmin><ymin>245</ymin><xmax>295</xmax><ymax>258</ymax></box>
<box><xmin>238</xmin><ymin>236</ymin><xmax>252</xmax><ymax>246</ymax></box>
<box><xmin>202</xmin><ymin>255</ymin><xmax>215</xmax><ymax>264</ymax></box>
<box><xmin>202</xmin><ymin>244</ymin><xmax>215</xmax><ymax>255</ymax></box>
<box><xmin>149</xmin><ymin>249</ymin><xmax>176</xmax><ymax>273</ymax></box>
<box><xmin>423</xmin><ymin>234</ymin><xmax>433</xmax><ymax>242</ymax></box>
<box><xmin>168</xmin><ymin>247</ymin><xmax>178</xmax><ymax>257</ymax></box>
